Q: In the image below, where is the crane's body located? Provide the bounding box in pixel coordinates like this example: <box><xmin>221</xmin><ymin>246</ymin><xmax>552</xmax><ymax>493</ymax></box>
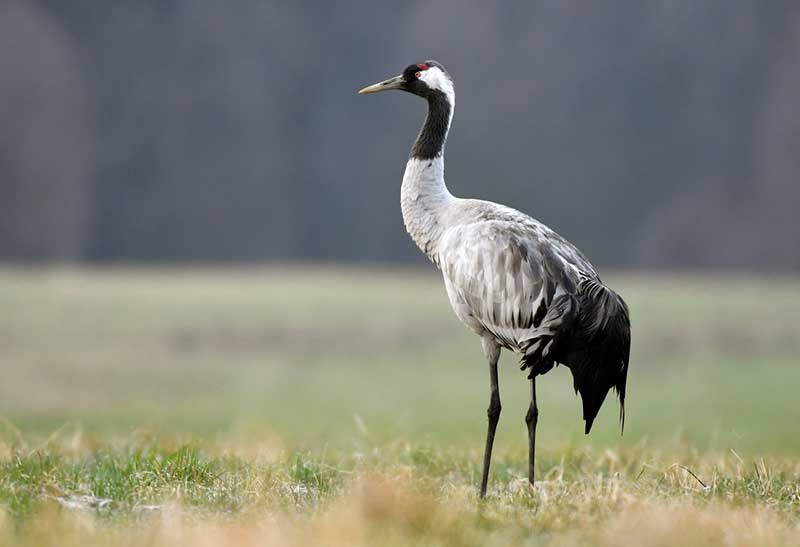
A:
<box><xmin>360</xmin><ymin>61</ymin><xmax>630</xmax><ymax>498</ymax></box>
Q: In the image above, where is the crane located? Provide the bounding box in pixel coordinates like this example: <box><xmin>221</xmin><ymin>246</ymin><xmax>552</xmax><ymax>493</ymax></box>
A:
<box><xmin>359</xmin><ymin>60</ymin><xmax>630</xmax><ymax>498</ymax></box>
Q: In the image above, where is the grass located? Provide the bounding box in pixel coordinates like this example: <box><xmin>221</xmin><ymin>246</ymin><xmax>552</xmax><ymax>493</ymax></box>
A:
<box><xmin>0</xmin><ymin>435</ymin><xmax>798</xmax><ymax>546</ymax></box>
<box><xmin>0</xmin><ymin>266</ymin><xmax>799</xmax><ymax>545</ymax></box>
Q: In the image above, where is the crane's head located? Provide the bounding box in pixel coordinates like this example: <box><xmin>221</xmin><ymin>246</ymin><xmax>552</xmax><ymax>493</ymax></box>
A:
<box><xmin>358</xmin><ymin>60</ymin><xmax>454</xmax><ymax>104</ymax></box>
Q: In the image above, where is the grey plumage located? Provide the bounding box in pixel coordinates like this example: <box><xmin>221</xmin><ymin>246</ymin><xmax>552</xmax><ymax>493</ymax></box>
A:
<box><xmin>360</xmin><ymin>60</ymin><xmax>631</xmax><ymax>497</ymax></box>
<box><xmin>436</xmin><ymin>202</ymin><xmax>630</xmax><ymax>434</ymax></box>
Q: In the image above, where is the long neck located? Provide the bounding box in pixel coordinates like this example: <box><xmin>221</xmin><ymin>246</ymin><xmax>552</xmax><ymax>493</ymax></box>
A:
<box><xmin>410</xmin><ymin>91</ymin><xmax>452</xmax><ymax>160</ymax></box>
<box><xmin>401</xmin><ymin>91</ymin><xmax>455</xmax><ymax>262</ymax></box>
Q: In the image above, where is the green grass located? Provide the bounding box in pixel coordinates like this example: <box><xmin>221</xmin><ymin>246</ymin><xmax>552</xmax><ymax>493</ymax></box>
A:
<box><xmin>0</xmin><ymin>266</ymin><xmax>799</xmax><ymax>546</ymax></box>
<box><xmin>0</xmin><ymin>436</ymin><xmax>798</xmax><ymax>546</ymax></box>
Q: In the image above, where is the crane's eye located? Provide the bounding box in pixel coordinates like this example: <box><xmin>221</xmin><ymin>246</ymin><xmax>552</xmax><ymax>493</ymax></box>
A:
<box><xmin>415</xmin><ymin>71</ymin><xmax>422</xmax><ymax>78</ymax></box>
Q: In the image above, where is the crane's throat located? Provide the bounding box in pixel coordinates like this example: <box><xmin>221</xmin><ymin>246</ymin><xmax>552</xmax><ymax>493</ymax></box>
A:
<box><xmin>410</xmin><ymin>90</ymin><xmax>452</xmax><ymax>160</ymax></box>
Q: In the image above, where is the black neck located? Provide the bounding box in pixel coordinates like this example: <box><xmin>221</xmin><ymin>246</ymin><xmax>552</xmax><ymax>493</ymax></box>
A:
<box><xmin>410</xmin><ymin>90</ymin><xmax>451</xmax><ymax>160</ymax></box>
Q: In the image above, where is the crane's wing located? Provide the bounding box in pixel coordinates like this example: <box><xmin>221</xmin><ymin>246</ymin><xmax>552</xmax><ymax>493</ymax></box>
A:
<box><xmin>438</xmin><ymin>218</ymin><xmax>584</xmax><ymax>356</ymax></box>
<box><xmin>438</xmin><ymin>216</ymin><xmax>630</xmax><ymax>434</ymax></box>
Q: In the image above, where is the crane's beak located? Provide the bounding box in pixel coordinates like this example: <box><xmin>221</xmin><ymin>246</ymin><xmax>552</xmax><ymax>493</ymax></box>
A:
<box><xmin>358</xmin><ymin>74</ymin><xmax>404</xmax><ymax>94</ymax></box>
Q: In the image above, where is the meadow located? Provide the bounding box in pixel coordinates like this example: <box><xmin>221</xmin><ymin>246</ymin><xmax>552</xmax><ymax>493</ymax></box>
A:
<box><xmin>0</xmin><ymin>266</ymin><xmax>799</xmax><ymax>546</ymax></box>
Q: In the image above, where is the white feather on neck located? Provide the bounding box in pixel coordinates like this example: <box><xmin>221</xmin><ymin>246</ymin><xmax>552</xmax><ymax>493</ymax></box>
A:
<box><xmin>419</xmin><ymin>67</ymin><xmax>455</xmax><ymax>112</ymax></box>
<box><xmin>400</xmin><ymin>155</ymin><xmax>455</xmax><ymax>262</ymax></box>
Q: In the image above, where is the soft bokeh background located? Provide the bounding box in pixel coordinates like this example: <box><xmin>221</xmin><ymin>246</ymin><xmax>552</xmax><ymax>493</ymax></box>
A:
<box><xmin>1</xmin><ymin>0</ymin><xmax>799</xmax><ymax>455</ymax></box>
<box><xmin>2</xmin><ymin>1</ymin><xmax>800</xmax><ymax>268</ymax></box>
<box><xmin>2</xmin><ymin>268</ymin><xmax>800</xmax><ymax>457</ymax></box>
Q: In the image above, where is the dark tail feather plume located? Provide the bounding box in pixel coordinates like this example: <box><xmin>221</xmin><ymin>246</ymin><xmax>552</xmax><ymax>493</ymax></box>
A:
<box><xmin>565</xmin><ymin>280</ymin><xmax>630</xmax><ymax>435</ymax></box>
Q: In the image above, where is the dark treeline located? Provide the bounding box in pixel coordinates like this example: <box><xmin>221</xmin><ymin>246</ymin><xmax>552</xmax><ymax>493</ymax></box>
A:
<box><xmin>1</xmin><ymin>0</ymin><xmax>799</xmax><ymax>269</ymax></box>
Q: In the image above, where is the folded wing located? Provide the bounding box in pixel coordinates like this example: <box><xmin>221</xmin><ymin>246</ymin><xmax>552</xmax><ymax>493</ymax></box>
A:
<box><xmin>439</xmin><ymin>216</ymin><xmax>630</xmax><ymax>434</ymax></box>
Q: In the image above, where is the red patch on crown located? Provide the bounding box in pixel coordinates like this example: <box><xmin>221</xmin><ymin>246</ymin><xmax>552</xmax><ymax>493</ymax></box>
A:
<box><xmin>417</xmin><ymin>63</ymin><xmax>429</xmax><ymax>70</ymax></box>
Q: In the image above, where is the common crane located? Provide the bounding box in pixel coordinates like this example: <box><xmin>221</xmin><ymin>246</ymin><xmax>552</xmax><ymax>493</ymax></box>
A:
<box><xmin>359</xmin><ymin>60</ymin><xmax>631</xmax><ymax>498</ymax></box>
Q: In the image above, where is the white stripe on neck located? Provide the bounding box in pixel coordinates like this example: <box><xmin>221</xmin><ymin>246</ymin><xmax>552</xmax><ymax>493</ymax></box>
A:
<box><xmin>419</xmin><ymin>67</ymin><xmax>455</xmax><ymax>112</ymax></box>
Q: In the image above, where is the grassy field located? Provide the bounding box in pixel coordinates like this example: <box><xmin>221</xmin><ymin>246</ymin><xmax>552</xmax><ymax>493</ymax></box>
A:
<box><xmin>0</xmin><ymin>266</ymin><xmax>799</xmax><ymax>546</ymax></box>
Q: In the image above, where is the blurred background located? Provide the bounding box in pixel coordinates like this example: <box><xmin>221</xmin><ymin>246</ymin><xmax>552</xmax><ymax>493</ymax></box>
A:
<box><xmin>2</xmin><ymin>0</ymin><xmax>800</xmax><ymax>268</ymax></box>
<box><xmin>1</xmin><ymin>1</ymin><xmax>799</xmax><ymax>453</ymax></box>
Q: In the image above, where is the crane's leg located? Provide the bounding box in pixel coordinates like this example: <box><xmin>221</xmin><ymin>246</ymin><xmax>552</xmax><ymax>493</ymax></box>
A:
<box><xmin>480</xmin><ymin>340</ymin><xmax>501</xmax><ymax>498</ymax></box>
<box><xmin>525</xmin><ymin>376</ymin><xmax>538</xmax><ymax>485</ymax></box>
